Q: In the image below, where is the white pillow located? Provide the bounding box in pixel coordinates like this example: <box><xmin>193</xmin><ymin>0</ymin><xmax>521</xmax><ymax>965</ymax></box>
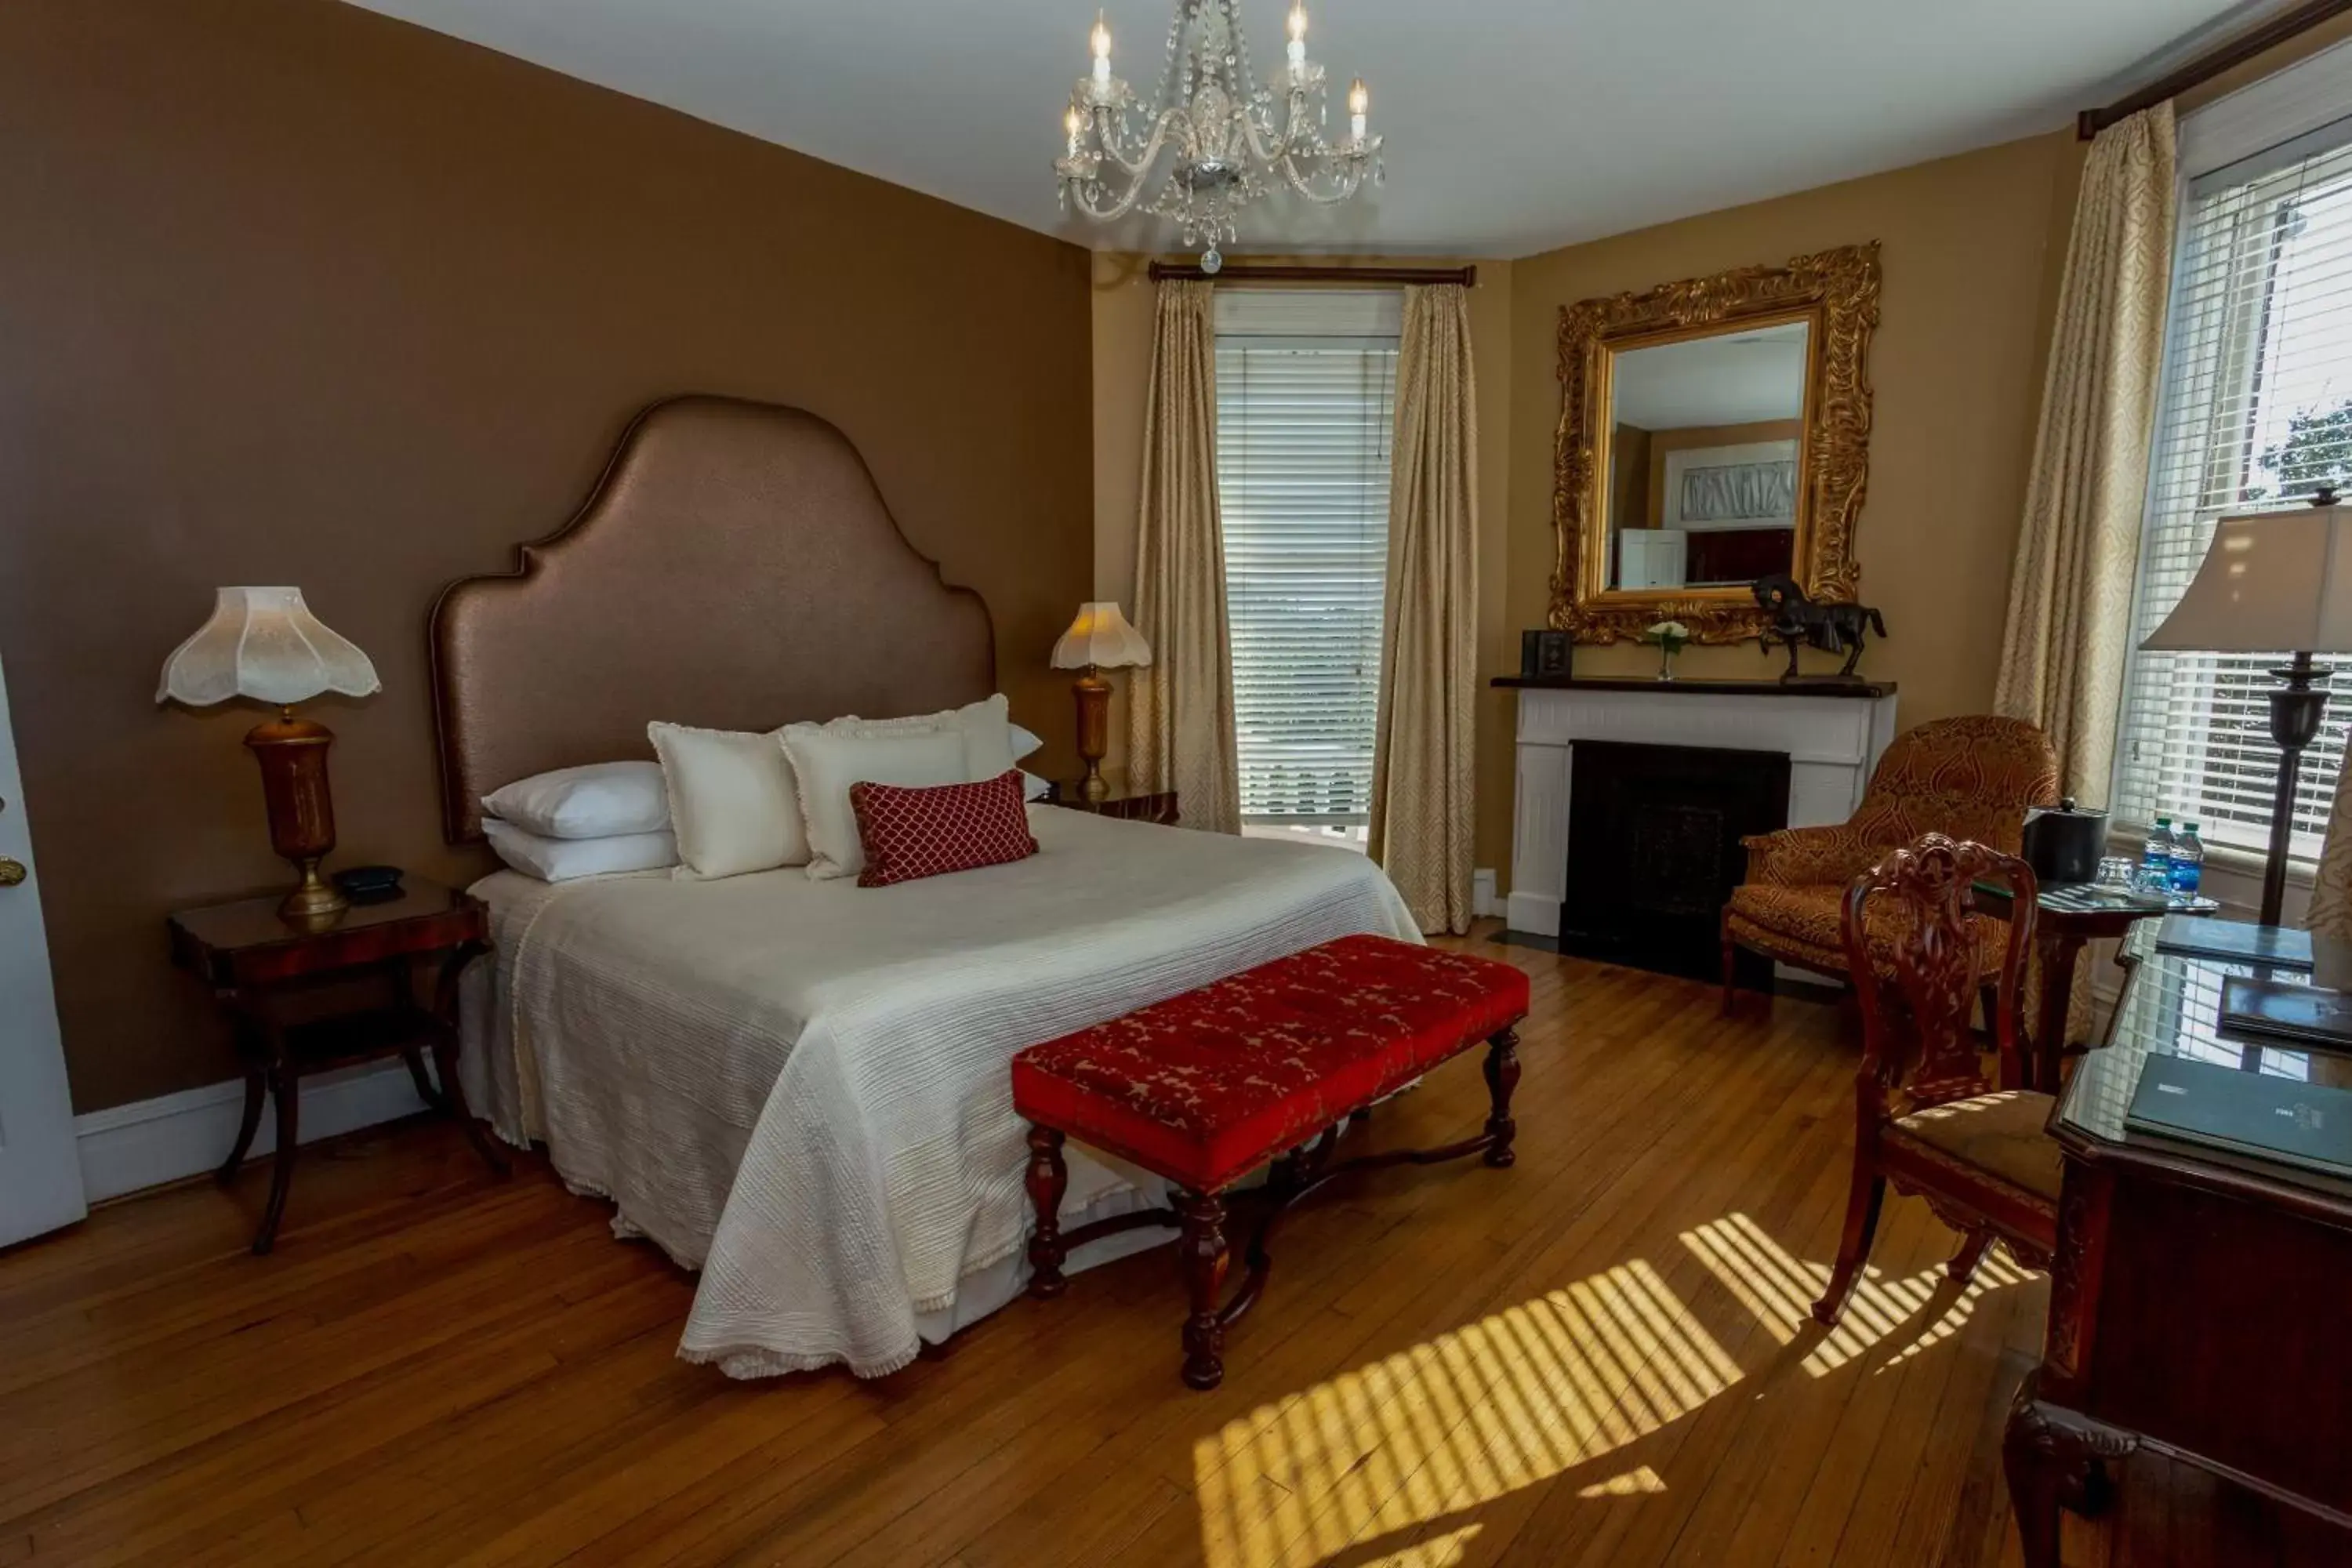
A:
<box><xmin>1010</xmin><ymin>724</ymin><xmax>1045</xmax><ymax>764</ymax></box>
<box><xmin>820</xmin><ymin>695</ymin><xmax>1018</xmax><ymax>782</ymax></box>
<box><xmin>481</xmin><ymin>760</ymin><xmax>670</xmax><ymax>840</ymax></box>
<box><xmin>484</xmin><ymin>819</ymin><xmax>677</xmax><ymax>882</ymax></box>
<box><xmin>649</xmin><ymin>721</ymin><xmax>807</xmax><ymax>880</ymax></box>
<box><xmin>781</xmin><ymin>727</ymin><xmax>970</xmax><ymax>880</ymax></box>
<box><xmin>1021</xmin><ymin>770</ymin><xmax>1052</xmax><ymax>802</ymax></box>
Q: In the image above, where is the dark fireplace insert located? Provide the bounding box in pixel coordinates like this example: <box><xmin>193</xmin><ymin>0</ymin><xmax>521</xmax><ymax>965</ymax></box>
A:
<box><xmin>1559</xmin><ymin>739</ymin><xmax>1791</xmax><ymax>986</ymax></box>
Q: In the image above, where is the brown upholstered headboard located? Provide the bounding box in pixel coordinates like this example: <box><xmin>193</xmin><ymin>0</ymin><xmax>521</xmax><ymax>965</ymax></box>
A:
<box><xmin>429</xmin><ymin>396</ymin><xmax>996</xmax><ymax>843</ymax></box>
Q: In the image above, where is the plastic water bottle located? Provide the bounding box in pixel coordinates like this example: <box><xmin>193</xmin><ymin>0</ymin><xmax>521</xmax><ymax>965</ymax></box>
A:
<box><xmin>2141</xmin><ymin>816</ymin><xmax>2175</xmax><ymax>894</ymax></box>
<box><xmin>2170</xmin><ymin>822</ymin><xmax>2204</xmax><ymax>898</ymax></box>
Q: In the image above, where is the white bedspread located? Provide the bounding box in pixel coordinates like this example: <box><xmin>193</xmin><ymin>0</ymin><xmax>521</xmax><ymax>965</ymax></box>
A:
<box><xmin>460</xmin><ymin>808</ymin><xmax>1419</xmax><ymax>1378</ymax></box>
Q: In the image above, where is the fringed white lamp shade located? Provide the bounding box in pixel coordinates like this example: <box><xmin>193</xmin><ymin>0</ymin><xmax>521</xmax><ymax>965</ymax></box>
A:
<box><xmin>156</xmin><ymin>586</ymin><xmax>381</xmax><ymax>709</ymax></box>
<box><xmin>156</xmin><ymin>587</ymin><xmax>379</xmax><ymax>922</ymax></box>
<box><xmin>1051</xmin><ymin>601</ymin><xmax>1153</xmax><ymax>671</ymax></box>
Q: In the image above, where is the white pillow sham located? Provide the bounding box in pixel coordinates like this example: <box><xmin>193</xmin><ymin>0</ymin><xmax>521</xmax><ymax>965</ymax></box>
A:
<box><xmin>484</xmin><ymin>819</ymin><xmax>677</xmax><ymax>882</ymax></box>
<box><xmin>1021</xmin><ymin>770</ymin><xmax>1051</xmax><ymax>802</ymax></box>
<box><xmin>480</xmin><ymin>760</ymin><xmax>670</xmax><ymax>840</ymax></box>
<box><xmin>781</xmin><ymin>727</ymin><xmax>970</xmax><ymax>880</ymax></box>
<box><xmin>1010</xmin><ymin>723</ymin><xmax>1045</xmax><ymax>764</ymax></box>
<box><xmin>649</xmin><ymin>721</ymin><xmax>807</xmax><ymax>880</ymax></box>
<box><xmin>819</xmin><ymin>695</ymin><xmax>1019</xmax><ymax>782</ymax></box>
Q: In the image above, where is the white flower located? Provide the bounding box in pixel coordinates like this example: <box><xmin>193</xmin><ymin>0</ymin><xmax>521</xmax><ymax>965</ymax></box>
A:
<box><xmin>1646</xmin><ymin>619</ymin><xmax>1690</xmax><ymax>640</ymax></box>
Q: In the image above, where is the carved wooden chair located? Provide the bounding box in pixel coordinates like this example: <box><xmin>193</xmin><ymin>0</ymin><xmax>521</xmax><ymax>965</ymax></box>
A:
<box><xmin>1722</xmin><ymin>715</ymin><xmax>2058</xmax><ymax>1011</ymax></box>
<box><xmin>1811</xmin><ymin>833</ymin><xmax>2059</xmax><ymax>1327</ymax></box>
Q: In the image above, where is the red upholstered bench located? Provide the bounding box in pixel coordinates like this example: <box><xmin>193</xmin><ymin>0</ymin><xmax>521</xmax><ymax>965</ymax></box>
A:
<box><xmin>1011</xmin><ymin>934</ymin><xmax>1530</xmax><ymax>1390</ymax></box>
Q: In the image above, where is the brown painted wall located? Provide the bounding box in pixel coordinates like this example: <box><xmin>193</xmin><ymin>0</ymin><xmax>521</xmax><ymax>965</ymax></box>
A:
<box><xmin>1494</xmin><ymin>131</ymin><xmax>2087</xmax><ymax>887</ymax></box>
<box><xmin>0</xmin><ymin>0</ymin><xmax>1094</xmax><ymax>1111</ymax></box>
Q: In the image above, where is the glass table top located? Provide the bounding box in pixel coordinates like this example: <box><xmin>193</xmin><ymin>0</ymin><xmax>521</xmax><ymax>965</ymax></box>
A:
<box><xmin>2063</xmin><ymin>933</ymin><xmax>2352</xmax><ymax>1200</ymax></box>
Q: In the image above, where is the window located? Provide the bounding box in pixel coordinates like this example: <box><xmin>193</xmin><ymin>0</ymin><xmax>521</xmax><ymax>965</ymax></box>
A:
<box><xmin>2115</xmin><ymin>89</ymin><xmax>2352</xmax><ymax>862</ymax></box>
<box><xmin>1214</xmin><ymin>289</ymin><xmax>1401</xmax><ymax>828</ymax></box>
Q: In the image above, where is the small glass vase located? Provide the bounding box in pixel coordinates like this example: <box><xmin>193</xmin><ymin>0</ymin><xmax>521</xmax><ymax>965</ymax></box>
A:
<box><xmin>1655</xmin><ymin>641</ymin><xmax>1680</xmax><ymax>681</ymax></box>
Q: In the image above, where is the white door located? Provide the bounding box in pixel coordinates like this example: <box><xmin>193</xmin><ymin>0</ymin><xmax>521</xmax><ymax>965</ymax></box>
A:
<box><xmin>0</xmin><ymin>648</ymin><xmax>85</xmax><ymax>1247</ymax></box>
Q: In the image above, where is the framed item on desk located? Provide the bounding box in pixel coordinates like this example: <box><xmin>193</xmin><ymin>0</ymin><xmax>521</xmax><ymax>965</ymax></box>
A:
<box><xmin>1519</xmin><ymin>630</ymin><xmax>1570</xmax><ymax>678</ymax></box>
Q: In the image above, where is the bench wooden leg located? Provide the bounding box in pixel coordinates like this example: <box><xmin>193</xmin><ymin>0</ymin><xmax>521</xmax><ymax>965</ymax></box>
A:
<box><xmin>1177</xmin><ymin>1188</ymin><xmax>1230</xmax><ymax>1391</ymax></box>
<box><xmin>1483</xmin><ymin>1028</ymin><xmax>1521</xmax><ymax>1168</ymax></box>
<box><xmin>1025</xmin><ymin>1123</ymin><xmax>1069</xmax><ymax>1300</ymax></box>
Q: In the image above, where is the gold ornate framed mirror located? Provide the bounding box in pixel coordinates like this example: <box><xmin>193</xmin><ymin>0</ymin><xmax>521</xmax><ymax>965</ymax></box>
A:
<box><xmin>1549</xmin><ymin>242</ymin><xmax>1880</xmax><ymax>644</ymax></box>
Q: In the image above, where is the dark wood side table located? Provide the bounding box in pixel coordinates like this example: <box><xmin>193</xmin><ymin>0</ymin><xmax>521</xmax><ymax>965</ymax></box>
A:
<box><xmin>2004</xmin><ymin>940</ymin><xmax>2352</xmax><ymax>1566</ymax></box>
<box><xmin>168</xmin><ymin>879</ymin><xmax>507</xmax><ymax>1254</ymax></box>
<box><xmin>1041</xmin><ymin>782</ymin><xmax>1180</xmax><ymax>826</ymax></box>
<box><xmin>1969</xmin><ymin>881</ymin><xmax>2217</xmax><ymax>1094</ymax></box>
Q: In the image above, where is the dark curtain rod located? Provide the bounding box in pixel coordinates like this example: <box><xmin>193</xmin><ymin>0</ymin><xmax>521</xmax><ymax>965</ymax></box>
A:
<box><xmin>2080</xmin><ymin>0</ymin><xmax>2352</xmax><ymax>138</ymax></box>
<box><xmin>1145</xmin><ymin>261</ymin><xmax>1478</xmax><ymax>286</ymax></box>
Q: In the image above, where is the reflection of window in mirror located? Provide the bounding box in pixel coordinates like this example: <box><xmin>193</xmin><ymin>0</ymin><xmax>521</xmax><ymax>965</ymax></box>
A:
<box><xmin>1606</xmin><ymin>320</ymin><xmax>1810</xmax><ymax>590</ymax></box>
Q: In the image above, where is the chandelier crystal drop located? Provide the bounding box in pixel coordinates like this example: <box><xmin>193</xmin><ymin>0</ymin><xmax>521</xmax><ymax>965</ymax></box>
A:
<box><xmin>1054</xmin><ymin>0</ymin><xmax>1384</xmax><ymax>270</ymax></box>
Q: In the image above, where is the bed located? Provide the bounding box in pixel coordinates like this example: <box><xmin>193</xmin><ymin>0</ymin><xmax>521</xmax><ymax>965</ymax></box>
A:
<box><xmin>434</xmin><ymin>397</ymin><xmax>1419</xmax><ymax>1377</ymax></box>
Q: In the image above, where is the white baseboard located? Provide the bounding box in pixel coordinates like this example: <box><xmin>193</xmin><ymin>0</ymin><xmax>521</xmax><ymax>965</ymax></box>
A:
<box><xmin>1505</xmin><ymin>890</ymin><xmax>1559</xmax><ymax>937</ymax></box>
<box><xmin>1472</xmin><ymin>868</ymin><xmax>1502</xmax><ymax>920</ymax></box>
<box><xmin>74</xmin><ymin>1059</ymin><xmax>430</xmax><ymax>1204</ymax></box>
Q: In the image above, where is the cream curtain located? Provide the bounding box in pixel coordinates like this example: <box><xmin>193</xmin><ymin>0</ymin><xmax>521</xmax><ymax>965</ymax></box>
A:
<box><xmin>2310</xmin><ymin>768</ymin><xmax>2352</xmax><ymax>942</ymax></box>
<box><xmin>1992</xmin><ymin>102</ymin><xmax>2177</xmax><ymax>804</ymax></box>
<box><xmin>1126</xmin><ymin>279</ymin><xmax>1242</xmax><ymax>834</ymax></box>
<box><xmin>1370</xmin><ymin>283</ymin><xmax>1478</xmax><ymax>935</ymax></box>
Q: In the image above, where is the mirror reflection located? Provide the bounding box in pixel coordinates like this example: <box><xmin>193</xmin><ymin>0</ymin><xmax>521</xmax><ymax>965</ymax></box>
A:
<box><xmin>1604</xmin><ymin>320</ymin><xmax>1810</xmax><ymax>591</ymax></box>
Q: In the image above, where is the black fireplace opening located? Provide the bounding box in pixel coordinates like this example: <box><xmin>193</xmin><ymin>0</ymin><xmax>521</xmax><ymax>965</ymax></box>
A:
<box><xmin>1559</xmin><ymin>739</ymin><xmax>1792</xmax><ymax>986</ymax></box>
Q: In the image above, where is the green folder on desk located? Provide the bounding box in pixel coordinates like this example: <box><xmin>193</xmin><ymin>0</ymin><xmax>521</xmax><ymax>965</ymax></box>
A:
<box><xmin>2126</xmin><ymin>1054</ymin><xmax>2352</xmax><ymax>1181</ymax></box>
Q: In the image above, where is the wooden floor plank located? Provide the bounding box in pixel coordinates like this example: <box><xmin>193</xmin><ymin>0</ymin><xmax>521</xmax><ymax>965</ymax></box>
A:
<box><xmin>4</xmin><ymin>931</ymin><xmax>2168</xmax><ymax>1566</ymax></box>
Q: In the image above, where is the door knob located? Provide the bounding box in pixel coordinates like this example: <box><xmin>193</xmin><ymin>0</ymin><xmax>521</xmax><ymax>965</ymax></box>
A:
<box><xmin>0</xmin><ymin>858</ymin><xmax>25</xmax><ymax>887</ymax></box>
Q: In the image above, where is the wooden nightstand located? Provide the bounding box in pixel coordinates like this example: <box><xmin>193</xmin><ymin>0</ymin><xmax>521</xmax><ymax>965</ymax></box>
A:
<box><xmin>1042</xmin><ymin>782</ymin><xmax>1180</xmax><ymax>825</ymax></box>
<box><xmin>168</xmin><ymin>878</ymin><xmax>507</xmax><ymax>1254</ymax></box>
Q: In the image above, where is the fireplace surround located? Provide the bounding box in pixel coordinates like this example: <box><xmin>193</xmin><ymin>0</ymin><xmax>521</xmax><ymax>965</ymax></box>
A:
<box><xmin>1494</xmin><ymin>676</ymin><xmax>1900</xmax><ymax>978</ymax></box>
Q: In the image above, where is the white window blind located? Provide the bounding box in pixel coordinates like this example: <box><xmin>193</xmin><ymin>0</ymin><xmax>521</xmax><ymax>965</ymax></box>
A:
<box><xmin>2114</xmin><ymin>104</ymin><xmax>2352</xmax><ymax>862</ymax></box>
<box><xmin>1214</xmin><ymin>289</ymin><xmax>1401</xmax><ymax>824</ymax></box>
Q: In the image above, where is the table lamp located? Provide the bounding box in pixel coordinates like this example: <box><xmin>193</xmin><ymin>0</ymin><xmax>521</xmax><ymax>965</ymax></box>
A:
<box><xmin>2140</xmin><ymin>492</ymin><xmax>2352</xmax><ymax>926</ymax></box>
<box><xmin>158</xmin><ymin>587</ymin><xmax>381</xmax><ymax>920</ymax></box>
<box><xmin>1050</xmin><ymin>601</ymin><xmax>1152</xmax><ymax>803</ymax></box>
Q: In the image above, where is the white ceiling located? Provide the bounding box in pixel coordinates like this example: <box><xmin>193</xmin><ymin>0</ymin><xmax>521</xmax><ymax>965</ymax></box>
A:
<box><xmin>350</xmin><ymin>0</ymin><xmax>2285</xmax><ymax>258</ymax></box>
<box><xmin>1614</xmin><ymin>323</ymin><xmax>1809</xmax><ymax>429</ymax></box>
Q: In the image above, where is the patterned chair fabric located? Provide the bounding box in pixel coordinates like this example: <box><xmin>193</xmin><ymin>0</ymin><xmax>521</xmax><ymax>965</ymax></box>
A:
<box><xmin>1011</xmin><ymin>935</ymin><xmax>1529</xmax><ymax>1193</ymax></box>
<box><xmin>1725</xmin><ymin>715</ymin><xmax>2060</xmax><ymax>982</ymax></box>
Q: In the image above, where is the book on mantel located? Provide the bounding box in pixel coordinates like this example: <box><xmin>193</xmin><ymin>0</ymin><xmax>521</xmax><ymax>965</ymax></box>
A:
<box><xmin>2126</xmin><ymin>1053</ymin><xmax>2352</xmax><ymax>1181</ymax></box>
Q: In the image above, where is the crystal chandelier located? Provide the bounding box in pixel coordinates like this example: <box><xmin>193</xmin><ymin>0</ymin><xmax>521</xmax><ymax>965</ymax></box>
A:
<box><xmin>1054</xmin><ymin>1</ymin><xmax>1383</xmax><ymax>272</ymax></box>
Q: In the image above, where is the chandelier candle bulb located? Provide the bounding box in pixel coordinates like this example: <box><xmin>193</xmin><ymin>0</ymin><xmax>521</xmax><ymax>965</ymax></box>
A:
<box><xmin>1348</xmin><ymin>77</ymin><xmax>1368</xmax><ymax>140</ymax></box>
<box><xmin>1287</xmin><ymin>2</ymin><xmax>1307</xmax><ymax>71</ymax></box>
<box><xmin>1091</xmin><ymin>9</ymin><xmax>1112</xmax><ymax>88</ymax></box>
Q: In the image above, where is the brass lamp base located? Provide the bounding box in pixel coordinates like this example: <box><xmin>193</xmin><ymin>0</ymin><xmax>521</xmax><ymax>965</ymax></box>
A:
<box><xmin>1072</xmin><ymin>666</ymin><xmax>1112</xmax><ymax>803</ymax></box>
<box><xmin>245</xmin><ymin>710</ymin><xmax>349</xmax><ymax>923</ymax></box>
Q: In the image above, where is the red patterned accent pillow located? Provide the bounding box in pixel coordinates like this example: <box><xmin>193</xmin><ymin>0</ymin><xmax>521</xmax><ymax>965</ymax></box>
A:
<box><xmin>849</xmin><ymin>768</ymin><xmax>1040</xmax><ymax>888</ymax></box>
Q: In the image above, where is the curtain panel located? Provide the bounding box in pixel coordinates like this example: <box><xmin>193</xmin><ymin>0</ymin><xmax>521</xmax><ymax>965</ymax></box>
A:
<box><xmin>1369</xmin><ymin>282</ymin><xmax>1479</xmax><ymax>934</ymax></box>
<box><xmin>1992</xmin><ymin>103</ymin><xmax>2178</xmax><ymax>804</ymax></box>
<box><xmin>1126</xmin><ymin>279</ymin><xmax>1243</xmax><ymax>833</ymax></box>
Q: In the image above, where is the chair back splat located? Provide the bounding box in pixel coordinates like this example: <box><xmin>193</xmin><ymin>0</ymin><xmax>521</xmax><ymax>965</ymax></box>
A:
<box><xmin>1842</xmin><ymin>833</ymin><xmax>2038</xmax><ymax>1114</ymax></box>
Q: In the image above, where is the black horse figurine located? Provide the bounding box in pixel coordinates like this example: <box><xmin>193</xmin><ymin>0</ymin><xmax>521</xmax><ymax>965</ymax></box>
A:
<box><xmin>1752</xmin><ymin>574</ymin><xmax>1886</xmax><ymax>680</ymax></box>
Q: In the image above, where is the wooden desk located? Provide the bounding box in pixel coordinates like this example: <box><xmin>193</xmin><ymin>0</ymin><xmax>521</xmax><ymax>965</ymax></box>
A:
<box><xmin>1969</xmin><ymin>881</ymin><xmax>2216</xmax><ymax>1093</ymax></box>
<box><xmin>2004</xmin><ymin>939</ymin><xmax>2352</xmax><ymax>1566</ymax></box>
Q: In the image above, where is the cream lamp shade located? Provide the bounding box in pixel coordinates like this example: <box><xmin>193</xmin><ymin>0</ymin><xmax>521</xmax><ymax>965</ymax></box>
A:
<box><xmin>155</xmin><ymin>586</ymin><xmax>382</xmax><ymax>708</ymax></box>
<box><xmin>2140</xmin><ymin>505</ymin><xmax>2352</xmax><ymax>654</ymax></box>
<box><xmin>1051</xmin><ymin>601</ymin><xmax>1153</xmax><ymax>670</ymax></box>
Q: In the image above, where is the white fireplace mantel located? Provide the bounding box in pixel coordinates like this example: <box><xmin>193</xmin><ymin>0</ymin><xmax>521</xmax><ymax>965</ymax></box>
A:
<box><xmin>1504</xmin><ymin>678</ymin><xmax>1900</xmax><ymax>938</ymax></box>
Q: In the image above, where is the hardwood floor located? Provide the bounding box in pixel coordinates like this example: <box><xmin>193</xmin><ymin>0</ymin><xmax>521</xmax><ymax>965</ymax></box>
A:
<box><xmin>2</xmin><ymin>932</ymin><xmax>2109</xmax><ymax>1566</ymax></box>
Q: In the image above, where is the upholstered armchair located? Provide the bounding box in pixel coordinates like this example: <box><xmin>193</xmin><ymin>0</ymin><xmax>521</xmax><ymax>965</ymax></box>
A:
<box><xmin>1721</xmin><ymin>715</ymin><xmax>2060</xmax><ymax>1008</ymax></box>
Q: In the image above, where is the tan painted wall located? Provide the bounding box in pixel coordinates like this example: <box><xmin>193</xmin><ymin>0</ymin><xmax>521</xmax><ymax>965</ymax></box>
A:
<box><xmin>1089</xmin><ymin>256</ymin><xmax>1516</xmax><ymax>863</ymax></box>
<box><xmin>1497</xmin><ymin>131</ymin><xmax>2090</xmax><ymax>887</ymax></box>
<box><xmin>0</xmin><ymin>0</ymin><xmax>1094</xmax><ymax>1111</ymax></box>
